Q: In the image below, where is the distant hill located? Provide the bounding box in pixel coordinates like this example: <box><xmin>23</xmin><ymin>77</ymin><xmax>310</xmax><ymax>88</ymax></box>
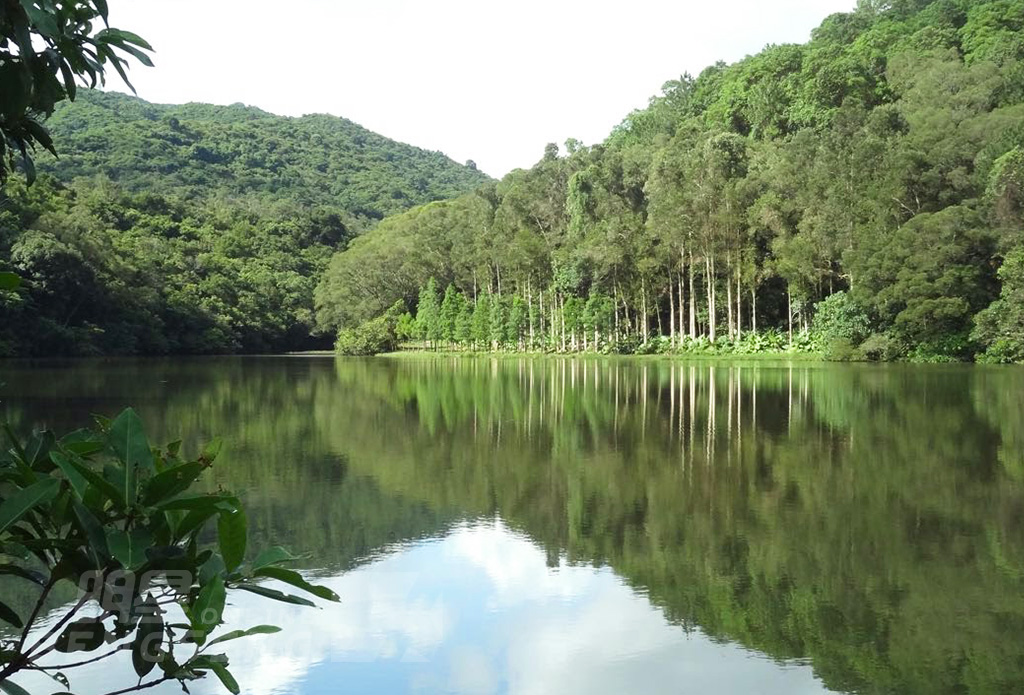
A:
<box><xmin>0</xmin><ymin>92</ymin><xmax>490</xmax><ymax>357</ymax></box>
<box><xmin>39</xmin><ymin>90</ymin><xmax>490</xmax><ymax>223</ymax></box>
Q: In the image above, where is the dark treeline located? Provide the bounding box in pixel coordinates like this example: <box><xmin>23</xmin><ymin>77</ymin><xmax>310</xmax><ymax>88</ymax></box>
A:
<box><xmin>0</xmin><ymin>92</ymin><xmax>489</xmax><ymax>356</ymax></box>
<box><xmin>316</xmin><ymin>0</ymin><xmax>1024</xmax><ymax>362</ymax></box>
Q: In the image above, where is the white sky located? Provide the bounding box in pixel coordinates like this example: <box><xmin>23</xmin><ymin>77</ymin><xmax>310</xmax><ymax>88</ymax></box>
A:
<box><xmin>104</xmin><ymin>0</ymin><xmax>856</xmax><ymax>177</ymax></box>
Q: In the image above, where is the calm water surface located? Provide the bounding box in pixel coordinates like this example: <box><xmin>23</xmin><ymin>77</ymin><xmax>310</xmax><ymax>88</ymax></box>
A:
<box><xmin>2</xmin><ymin>356</ymin><xmax>1024</xmax><ymax>695</ymax></box>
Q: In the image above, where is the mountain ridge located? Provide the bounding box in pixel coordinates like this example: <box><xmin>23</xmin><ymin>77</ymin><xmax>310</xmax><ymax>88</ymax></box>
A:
<box><xmin>38</xmin><ymin>89</ymin><xmax>491</xmax><ymax>224</ymax></box>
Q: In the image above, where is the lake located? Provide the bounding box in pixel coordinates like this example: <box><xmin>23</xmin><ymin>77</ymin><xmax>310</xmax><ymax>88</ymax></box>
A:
<box><xmin>2</xmin><ymin>355</ymin><xmax>1023</xmax><ymax>694</ymax></box>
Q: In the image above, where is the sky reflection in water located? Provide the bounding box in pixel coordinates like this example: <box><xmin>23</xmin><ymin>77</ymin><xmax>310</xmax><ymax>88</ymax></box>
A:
<box><xmin>22</xmin><ymin>519</ymin><xmax>831</xmax><ymax>695</ymax></box>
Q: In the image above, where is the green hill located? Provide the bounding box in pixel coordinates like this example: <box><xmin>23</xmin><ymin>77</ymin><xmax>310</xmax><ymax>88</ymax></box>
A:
<box><xmin>0</xmin><ymin>92</ymin><xmax>489</xmax><ymax>356</ymax></box>
<box><xmin>41</xmin><ymin>90</ymin><xmax>490</xmax><ymax>223</ymax></box>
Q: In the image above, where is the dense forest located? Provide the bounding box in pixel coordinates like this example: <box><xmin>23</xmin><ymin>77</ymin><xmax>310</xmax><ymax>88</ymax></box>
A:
<box><xmin>317</xmin><ymin>0</ymin><xmax>1024</xmax><ymax>362</ymax></box>
<box><xmin>0</xmin><ymin>92</ymin><xmax>489</xmax><ymax>356</ymax></box>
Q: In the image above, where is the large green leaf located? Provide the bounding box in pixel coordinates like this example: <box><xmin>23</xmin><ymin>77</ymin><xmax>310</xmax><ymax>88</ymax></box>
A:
<box><xmin>132</xmin><ymin>594</ymin><xmax>163</xmax><ymax>678</ymax></box>
<box><xmin>96</xmin><ymin>28</ymin><xmax>154</xmax><ymax>51</ymax></box>
<box><xmin>107</xmin><ymin>408</ymin><xmax>154</xmax><ymax>506</ymax></box>
<box><xmin>0</xmin><ymin>600</ymin><xmax>23</xmax><ymax>628</ymax></box>
<box><xmin>61</xmin><ymin>455</ymin><xmax>125</xmax><ymax>508</ymax></box>
<box><xmin>50</xmin><ymin>451</ymin><xmax>89</xmax><ymax>499</ymax></box>
<box><xmin>252</xmin><ymin>546</ymin><xmax>297</xmax><ymax>570</ymax></box>
<box><xmin>54</xmin><ymin>617</ymin><xmax>106</xmax><ymax>653</ymax></box>
<box><xmin>234</xmin><ymin>583</ymin><xmax>316</xmax><ymax>607</ymax></box>
<box><xmin>0</xmin><ymin>678</ymin><xmax>31</xmax><ymax>695</ymax></box>
<box><xmin>72</xmin><ymin>499</ymin><xmax>110</xmax><ymax>563</ymax></box>
<box><xmin>253</xmin><ymin>566</ymin><xmax>339</xmax><ymax>602</ymax></box>
<box><xmin>0</xmin><ymin>563</ymin><xmax>46</xmax><ymax>586</ymax></box>
<box><xmin>217</xmin><ymin>508</ymin><xmax>247</xmax><ymax>573</ymax></box>
<box><xmin>207</xmin><ymin>624</ymin><xmax>281</xmax><ymax>647</ymax></box>
<box><xmin>210</xmin><ymin>662</ymin><xmax>240</xmax><ymax>695</ymax></box>
<box><xmin>142</xmin><ymin>461</ymin><xmax>206</xmax><ymax>507</ymax></box>
<box><xmin>0</xmin><ymin>477</ymin><xmax>60</xmax><ymax>535</ymax></box>
<box><xmin>59</xmin><ymin>429</ymin><xmax>105</xmax><ymax>457</ymax></box>
<box><xmin>190</xmin><ymin>574</ymin><xmax>226</xmax><ymax>643</ymax></box>
<box><xmin>106</xmin><ymin>527</ymin><xmax>153</xmax><ymax>570</ymax></box>
<box><xmin>18</xmin><ymin>0</ymin><xmax>59</xmax><ymax>37</ymax></box>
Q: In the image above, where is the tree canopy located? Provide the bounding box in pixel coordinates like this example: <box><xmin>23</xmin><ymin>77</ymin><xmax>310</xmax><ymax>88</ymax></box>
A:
<box><xmin>317</xmin><ymin>0</ymin><xmax>1024</xmax><ymax>362</ymax></box>
<box><xmin>0</xmin><ymin>91</ymin><xmax>490</xmax><ymax>356</ymax></box>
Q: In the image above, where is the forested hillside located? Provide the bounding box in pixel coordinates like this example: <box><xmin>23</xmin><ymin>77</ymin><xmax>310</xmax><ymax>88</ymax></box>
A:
<box><xmin>0</xmin><ymin>92</ymin><xmax>489</xmax><ymax>356</ymax></box>
<box><xmin>317</xmin><ymin>0</ymin><xmax>1024</xmax><ymax>362</ymax></box>
<box><xmin>39</xmin><ymin>91</ymin><xmax>489</xmax><ymax>221</ymax></box>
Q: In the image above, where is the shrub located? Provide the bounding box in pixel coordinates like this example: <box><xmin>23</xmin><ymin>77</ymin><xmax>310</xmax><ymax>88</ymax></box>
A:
<box><xmin>813</xmin><ymin>292</ymin><xmax>871</xmax><ymax>346</ymax></box>
<box><xmin>857</xmin><ymin>332</ymin><xmax>906</xmax><ymax>361</ymax></box>
<box><xmin>335</xmin><ymin>301</ymin><xmax>406</xmax><ymax>356</ymax></box>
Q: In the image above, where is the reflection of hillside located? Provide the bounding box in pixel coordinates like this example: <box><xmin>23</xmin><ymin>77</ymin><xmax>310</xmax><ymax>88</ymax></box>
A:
<box><xmin>325</xmin><ymin>357</ymin><xmax>1024</xmax><ymax>695</ymax></box>
<box><xmin>0</xmin><ymin>357</ymin><xmax>459</xmax><ymax>575</ymax></box>
<box><xmin>4</xmin><ymin>356</ymin><xmax>1024</xmax><ymax>693</ymax></box>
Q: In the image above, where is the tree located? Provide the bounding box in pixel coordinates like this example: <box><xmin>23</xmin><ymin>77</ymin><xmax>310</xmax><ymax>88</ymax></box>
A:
<box><xmin>454</xmin><ymin>300</ymin><xmax>473</xmax><ymax>347</ymax></box>
<box><xmin>489</xmin><ymin>293</ymin><xmax>507</xmax><ymax>350</ymax></box>
<box><xmin>0</xmin><ymin>1</ymin><xmax>154</xmax><ymax>183</ymax></box>
<box><xmin>415</xmin><ymin>278</ymin><xmax>440</xmax><ymax>348</ymax></box>
<box><xmin>507</xmin><ymin>295</ymin><xmax>527</xmax><ymax>348</ymax></box>
<box><xmin>974</xmin><ymin>245</ymin><xmax>1024</xmax><ymax>362</ymax></box>
<box><xmin>438</xmin><ymin>283</ymin><xmax>463</xmax><ymax>346</ymax></box>
<box><xmin>471</xmin><ymin>293</ymin><xmax>491</xmax><ymax>349</ymax></box>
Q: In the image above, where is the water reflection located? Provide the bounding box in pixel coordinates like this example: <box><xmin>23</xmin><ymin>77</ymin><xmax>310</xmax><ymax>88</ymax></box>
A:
<box><xmin>16</xmin><ymin>521</ymin><xmax>833</xmax><ymax>695</ymax></box>
<box><xmin>2</xmin><ymin>356</ymin><xmax>1024</xmax><ymax>694</ymax></box>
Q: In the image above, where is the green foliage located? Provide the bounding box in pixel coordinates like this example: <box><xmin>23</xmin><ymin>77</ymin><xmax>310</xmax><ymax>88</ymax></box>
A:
<box><xmin>40</xmin><ymin>91</ymin><xmax>491</xmax><ymax>224</ymax></box>
<box><xmin>415</xmin><ymin>278</ymin><xmax>441</xmax><ymax>345</ymax></box>
<box><xmin>813</xmin><ymin>291</ymin><xmax>872</xmax><ymax>359</ymax></box>
<box><xmin>335</xmin><ymin>302</ymin><xmax>405</xmax><ymax>356</ymax></box>
<box><xmin>10</xmin><ymin>0</ymin><xmax>1024</xmax><ymax>363</ymax></box>
<box><xmin>0</xmin><ymin>178</ymin><xmax>347</xmax><ymax>355</ymax></box>
<box><xmin>0</xmin><ymin>88</ymin><xmax>488</xmax><ymax>357</ymax></box>
<box><xmin>471</xmin><ymin>293</ymin><xmax>491</xmax><ymax>347</ymax></box>
<box><xmin>973</xmin><ymin>245</ymin><xmax>1024</xmax><ymax>362</ymax></box>
<box><xmin>317</xmin><ymin>0</ymin><xmax>1024</xmax><ymax>362</ymax></box>
<box><xmin>0</xmin><ymin>1</ymin><xmax>153</xmax><ymax>184</ymax></box>
<box><xmin>0</xmin><ymin>408</ymin><xmax>336</xmax><ymax>694</ymax></box>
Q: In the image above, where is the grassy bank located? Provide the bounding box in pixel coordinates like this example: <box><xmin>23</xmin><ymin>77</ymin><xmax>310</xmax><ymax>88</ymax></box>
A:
<box><xmin>379</xmin><ymin>349</ymin><xmax>825</xmax><ymax>363</ymax></box>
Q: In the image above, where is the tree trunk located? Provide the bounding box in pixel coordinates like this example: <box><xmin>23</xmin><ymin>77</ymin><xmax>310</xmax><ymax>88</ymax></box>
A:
<box><xmin>613</xmin><ymin>282</ymin><xmax>620</xmax><ymax>339</ymax></box>
<box><xmin>560</xmin><ymin>293</ymin><xmax>566</xmax><ymax>353</ymax></box>
<box><xmin>527</xmin><ymin>278</ymin><xmax>534</xmax><ymax>349</ymax></box>
<box><xmin>751</xmin><ymin>288</ymin><xmax>757</xmax><ymax>334</ymax></box>
<box><xmin>706</xmin><ymin>253</ymin><xmax>717</xmax><ymax>342</ymax></box>
<box><xmin>787</xmin><ymin>288</ymin><xmax>793</xmax><ymax>345</ymax></box>
<box><xmin>668</xmin><ymin>270</ymin><xmax>676</xmax><ymax>348</ymax></box>
<box><xmin>735</xmin><ymin>265</ymin><xmax>742</xmax><ymax>342</ymax></box>
<box><xmin>538</xmin><ymin>287</ymin><xmax>544</xmax><ymax>348</ymax></box>
<box><xmin>550</xmin><ymin>290</ymin><xmax>557</xmax><ymax>346</ymax></box>
<box><xmin>678</xmin><ymin>253</ymin><xmax>685</xmax><ymax>345</ymax></box>
<box><xmin>726</xmin><ymin>255</ymin><xmax>734</xmax><ymax>342</ymax></box>
<box><xmin>641</xmin><ymin>276</ymin><xmax>649</xmax><ymax>344</ymax></box>
<box><xmin>688</xmin><ymin>250</ymin><xmax>696</xmax><ymax>338</ymax></box>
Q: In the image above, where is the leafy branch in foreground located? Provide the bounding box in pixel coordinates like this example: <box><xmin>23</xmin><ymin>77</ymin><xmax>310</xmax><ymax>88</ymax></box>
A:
<box><xmin>1</xmin><ymin>0</ymin><xmax>154</xmax><ymax>184</ymax></box>
<box><xmin>0</xmin><ymin>408</ymin><xmax>339</xmax><ymax>695</ymax></box>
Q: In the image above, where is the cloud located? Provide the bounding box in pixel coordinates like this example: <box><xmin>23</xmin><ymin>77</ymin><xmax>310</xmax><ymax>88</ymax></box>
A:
<box><xmin>17</xmin><ymin>520</ymin><xmax>833</xmax><ymax>695</ymax></box>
